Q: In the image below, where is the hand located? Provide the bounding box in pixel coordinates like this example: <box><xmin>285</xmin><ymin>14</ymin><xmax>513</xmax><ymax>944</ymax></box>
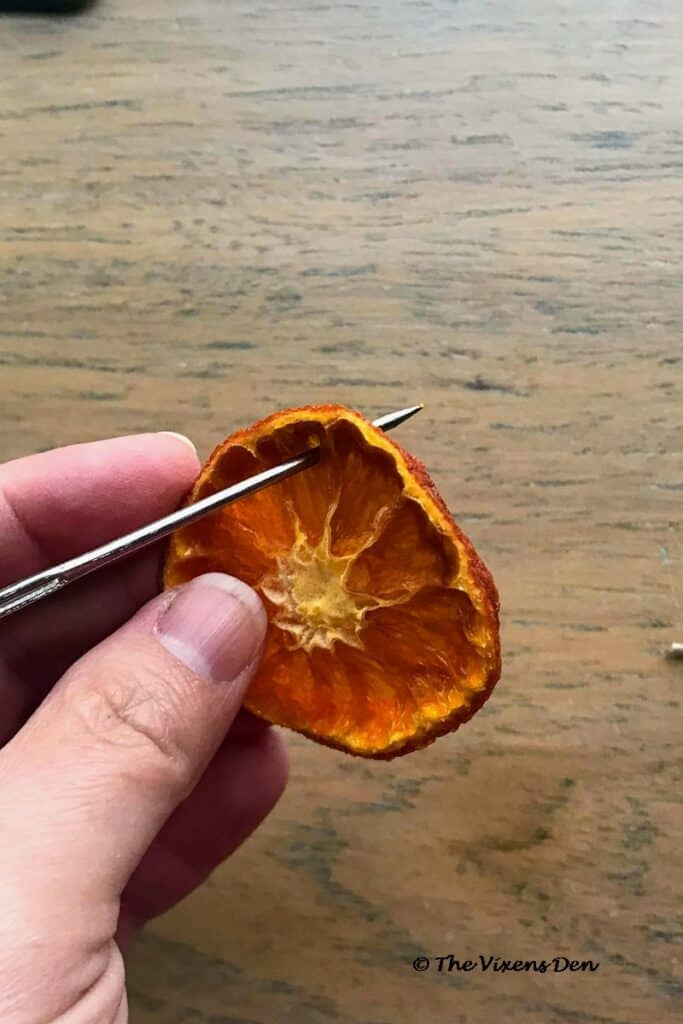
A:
<box><xmin>0</xmin><ymin>433</ymin><xmax>288</xmax><ymax>1024</ymax></box>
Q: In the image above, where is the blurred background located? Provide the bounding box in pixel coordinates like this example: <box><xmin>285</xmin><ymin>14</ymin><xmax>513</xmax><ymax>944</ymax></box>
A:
<box><xmin>1</xmin><ymin>2</ymin><xmax>680</xmax><ymax>1022</ymax></box>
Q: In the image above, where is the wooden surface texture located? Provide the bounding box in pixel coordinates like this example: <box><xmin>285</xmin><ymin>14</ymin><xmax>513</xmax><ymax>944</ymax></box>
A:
<box><xmin>1</xmin><ymin>2</ymin><xmax>681</xmax><ymax>1022</ymax></box>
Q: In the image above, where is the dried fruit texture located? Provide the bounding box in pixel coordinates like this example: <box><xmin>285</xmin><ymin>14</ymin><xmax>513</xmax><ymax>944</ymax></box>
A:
<box><xmin>163</xmin><ymin>406</ymin><xmax>501</xmax><ymax>758</ymax></box>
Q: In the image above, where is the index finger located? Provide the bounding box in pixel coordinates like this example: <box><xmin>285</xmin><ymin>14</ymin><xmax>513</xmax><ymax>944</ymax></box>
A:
<box><xmin>0</xmin><ymin>432</ymin><xmax>201</xmax><ymax>742</ymax></box>
<box><xmin>0</xmin><ymin>432</ymin><xmax>200</xmax><ymax>583</ymax></box>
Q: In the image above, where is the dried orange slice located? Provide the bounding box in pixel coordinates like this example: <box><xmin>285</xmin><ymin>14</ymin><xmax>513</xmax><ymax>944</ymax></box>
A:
<box><xmin>164</xmin><ymin>405</ymin><xmax>500</xmax><ymax>758</ymax></box>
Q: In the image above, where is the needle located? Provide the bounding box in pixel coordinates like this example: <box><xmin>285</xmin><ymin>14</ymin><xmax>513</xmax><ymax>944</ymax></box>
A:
<box><xmin>0</xmin><ymin>405</ymin><xmax>423</xmax><ymax>621</ymax></box>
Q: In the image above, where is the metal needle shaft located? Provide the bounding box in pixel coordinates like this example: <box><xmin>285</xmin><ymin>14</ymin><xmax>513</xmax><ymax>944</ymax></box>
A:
<box><xmin>0</xmin><ymin>405</ymin><xmax>422</xmax><ymax>621</ymax></box>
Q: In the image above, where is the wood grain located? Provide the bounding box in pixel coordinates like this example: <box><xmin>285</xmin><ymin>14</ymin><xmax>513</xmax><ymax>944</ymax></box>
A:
<box><xmin>1</xmin><ymin>2</ymin><xmax>681</xmax><ymax>1022</ymax></box>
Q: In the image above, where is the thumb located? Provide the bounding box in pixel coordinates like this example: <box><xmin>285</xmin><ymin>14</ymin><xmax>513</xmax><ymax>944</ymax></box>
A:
<box><xmin>0</xmin><ymin>572</ymin><xmax>267</xmax><ymax>907</ymax></box>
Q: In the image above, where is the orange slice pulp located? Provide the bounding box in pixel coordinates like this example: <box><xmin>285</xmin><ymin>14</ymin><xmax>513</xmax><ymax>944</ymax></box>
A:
<box><xmin>163</xmin><ymin>405</ymin><xmax>500</xmax><ymax>758</ymax></box>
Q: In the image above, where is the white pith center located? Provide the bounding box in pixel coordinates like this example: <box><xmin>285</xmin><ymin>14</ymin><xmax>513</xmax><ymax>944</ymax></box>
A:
<box><xmin>260</xmin><ymin>530</ymin><xmax>370</xmax><ymax>652</ymax></box>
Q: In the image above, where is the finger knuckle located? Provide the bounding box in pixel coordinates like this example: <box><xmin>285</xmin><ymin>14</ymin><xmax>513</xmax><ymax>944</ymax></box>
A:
<box><xmin>68</xmin><ymin>662</ymin><xmax>193</xmax><ymax>792</ymax></box>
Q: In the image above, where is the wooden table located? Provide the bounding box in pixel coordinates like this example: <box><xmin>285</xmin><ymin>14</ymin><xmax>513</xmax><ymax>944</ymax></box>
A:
<box><xmin>2</xmin><ymin>2</ymin><xmax>681</xmax><ymax>1021</ymax></box>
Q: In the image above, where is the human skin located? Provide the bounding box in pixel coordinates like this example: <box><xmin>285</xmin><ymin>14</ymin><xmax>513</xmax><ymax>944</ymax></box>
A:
<box><xmin>0</xmin><ymin>432</ymin><xmax>289</xmax><ymax>1023</ymax></box>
